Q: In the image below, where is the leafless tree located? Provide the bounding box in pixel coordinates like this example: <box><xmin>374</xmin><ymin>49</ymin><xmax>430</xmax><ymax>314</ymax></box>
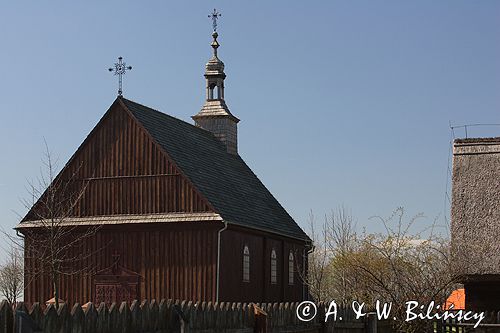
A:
<box><xmin>300</xmin><ymin>211</ymin><xmax>332</xmax><ymax>303</ymax></box>
<box><xmin>306</xmin><ymin>206</ymin><xmax>461</xmax><ymax>332</ymax></box>
<box><xmin>347</xmin><ymin>208</ymin><xmax>458</xmax><ymax>332</ymax></box>
<box><xmin>301</xmin><ymin>207</ymin><xmax>361</xmax><ymax>303</ymax></box>
<box><xmin>0</xmin><ymin>245</ymin><xmax>23</xmax><ymax>305</ymax></box>
<box><xmin>7</xmin><ymin>142</ymin><xmax>102</xmax><ymax>309</ymax></box>
<box><xmin>324</xmin><ymin>207</ymin><xmax>359</xmax><ymax>304</ymax></box>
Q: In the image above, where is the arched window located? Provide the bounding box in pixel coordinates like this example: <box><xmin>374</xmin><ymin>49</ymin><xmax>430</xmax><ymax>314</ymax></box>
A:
<box><xmin>288</xmin><ymin>252</ymin><xmax>294</xmax><ymax>285</ymax></box>
<box><xmin>270</xmin><ymin>249</ymin><xmax>277</xmax><ymax>284</ymax></box>
<box><xmin>243</xmin><ymin>245</ymin><xmax>250</xmax><ymax>282</ymax></box>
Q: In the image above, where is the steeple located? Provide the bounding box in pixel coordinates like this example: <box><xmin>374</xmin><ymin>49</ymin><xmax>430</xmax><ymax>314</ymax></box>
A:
<box><xmin>192</xmin><ymin>10</ymin><xmax>240</xmax><ymax>155</ymax></box>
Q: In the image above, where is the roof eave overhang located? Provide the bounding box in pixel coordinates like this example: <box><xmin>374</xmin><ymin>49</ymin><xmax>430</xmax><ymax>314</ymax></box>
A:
<box><xmin>224</xmin><ymin>219</ymin><xmax>311</xmax><ymax>243</ymax></box>
<box><xmin>16</xmin><ymin>212</ymin><xmax>223</xmax><ymax>229</ymax></box>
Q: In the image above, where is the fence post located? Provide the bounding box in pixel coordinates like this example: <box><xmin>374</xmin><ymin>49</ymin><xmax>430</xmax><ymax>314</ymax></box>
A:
<box><xmin>118</xmin><ymin>302</ymin><xmax>131</xmax><ymax>333</ymax></box>
<box><xmin>150</xmin><ymin>300</ymin><xmax>160</xmax><ymax>331</ymax></box>
<box><xmin>366</xmin><ymin>312</ymin><xmax>377</xmax><ymax>333</ymax></box>
<box><xmin>3</xmin><ymin>302</ymin><xmax>13</xmax><ymax>333</ymax></box>
<box><xmin>15</xmin><ymin>309</ymin><xmax>36</xmax><ymax>333</ymax></box>
<box><xmin>95</xmin><ymin>303</ymin><xmax>108</xmax><ymax>333</ymax></box>
<box><xmin>84</xmin><ymin>303</ymin><xmax>98</xmax><ymax>333</ymax></box>
<box><xmin>157</xmin><ymin>299</ymin><xmax>168</xmax><ymax>332</ymax></box>
<box><xmin>71</xmin><ymin>303</ymin><xmax>84</xmax><ymax>333</ymax></box>
<box><xmin>44</xmin><ymin>305</ymin><xmax>59</xmax><ymax>333</ymax></box>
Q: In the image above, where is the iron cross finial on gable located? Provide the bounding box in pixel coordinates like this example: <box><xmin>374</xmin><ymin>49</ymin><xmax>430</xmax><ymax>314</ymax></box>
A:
<box><xmin>209</xmin><ymin>9</ymin><xmax>221</xmax><ymax>32</ymax></box>
<box><xmin>108</xmin><ymin>56</ymin><xmax>132</xmax><ymax>97</ymax></box>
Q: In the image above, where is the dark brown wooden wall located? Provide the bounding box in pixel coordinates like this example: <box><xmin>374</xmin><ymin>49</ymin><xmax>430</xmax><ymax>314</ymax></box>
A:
<box><xmin>219</xmin><ymin>227</ymin><xmax>305</xmax><ymax>303</ymax></box>
<box><xmin>24</xmin><ymin>223</ymin><xmax>307</xmax><ymax>305</ymax></box>
<box><xmin>465</xmin><ymin>280</ymin><xmax>500</xmax><ymax>311</ymax></box>
<box><xmin>25</xmin><ymin>102</ymin><xmax>211</xmax><ymax>220</ymax></box>
<box><xmin>24</xmin><ymin>223</ymin><xmax>220</xmax><ymax>305</ymax></box>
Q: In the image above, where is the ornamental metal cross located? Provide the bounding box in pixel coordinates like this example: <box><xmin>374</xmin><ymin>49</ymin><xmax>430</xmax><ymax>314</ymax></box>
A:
<box><xmin>209</xmin><ymin>9</ymin><xmax>221</xmax><ymax>32</ymax></box>
<box><xmin>108</xmin><ymin>56</ymin><xmax>132</xmax><ymax>97</ymax></box>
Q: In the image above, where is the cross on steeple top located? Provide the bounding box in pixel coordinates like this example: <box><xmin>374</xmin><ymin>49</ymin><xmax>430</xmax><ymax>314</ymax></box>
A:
<box><xmin>209</xmin><ymin>9</ymin><xmax>221</xmax><ymax>32</ymax></box>
<box><xmin>108</xmin><ymin>56</ymin><xmax>132</xmax><ymax>97</ymax></box>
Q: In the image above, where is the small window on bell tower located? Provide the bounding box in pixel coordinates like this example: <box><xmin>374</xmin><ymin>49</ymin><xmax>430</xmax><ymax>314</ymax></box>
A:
<box><xmin>216</xmin><ymin>85</ymin><xmax>222</xmax><ymax>99</ymax></box>
<box><xmin>208</xmin><ymin>84</ymin><xmax>216</xmax><ymax>100</ymax></box>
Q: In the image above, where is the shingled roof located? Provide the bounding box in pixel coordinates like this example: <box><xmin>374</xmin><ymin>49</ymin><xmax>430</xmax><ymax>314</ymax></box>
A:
<box><xmin>121</xmin><ymin>98</ymin><xmax>309</xmax><ymax>241</ymax></box>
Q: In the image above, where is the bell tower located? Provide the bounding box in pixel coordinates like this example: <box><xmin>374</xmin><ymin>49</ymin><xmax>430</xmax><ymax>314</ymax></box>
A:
<box><xmin>192</xmin><ymin>11</ymin><xmax>239</xmax><ymax>155</ymax></box>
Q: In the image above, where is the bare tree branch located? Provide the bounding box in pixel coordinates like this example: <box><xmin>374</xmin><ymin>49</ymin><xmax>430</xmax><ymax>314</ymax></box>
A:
<box><xmin>305</xmin><ymin>206</ymin><xmax>462</xmax><ymax>333</ymax></box>
<box><xmin>0</xmin><ymin>244</ymin><xmax>23</xmax><ymax>305</ymax></box>
<box><xmin>4</xmin><ymin>144</ymin><xmax>104</xmax><ymax>309</ymax></box>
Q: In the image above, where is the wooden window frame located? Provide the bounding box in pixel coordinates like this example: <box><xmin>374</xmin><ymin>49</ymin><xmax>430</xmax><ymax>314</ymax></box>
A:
<box><xmin>270</xmin><ymin>249</ymin><xmax>277</xmax><ymax>284</ymax></box>
<box><xmin>243</xmin><ymin>245</ymin><xmax>250</xmax><ymax>282</ymax></box>
<box><xmin>288</xmin><ymin>251</ymin><xmax>294</xmax><ymax>285</ymax></box>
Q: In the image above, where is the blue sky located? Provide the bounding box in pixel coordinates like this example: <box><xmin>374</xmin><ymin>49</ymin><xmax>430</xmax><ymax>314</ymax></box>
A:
<box><xmin>0</xmin><ymin>1</ymin><xmax>499</xmax><ymax>244</ymax></box>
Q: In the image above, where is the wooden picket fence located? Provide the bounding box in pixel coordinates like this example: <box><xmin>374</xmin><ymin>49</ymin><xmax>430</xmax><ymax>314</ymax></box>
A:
<box><xmin>7</xmin><ymin>300</ymin><xmax>498</xmax><ymax>332</ymax></box>
<box><xmin>2</xmin><ymin>299</ymin><xmax>256</xmax><ymax>333</ymax></box>
<box><xmin>436</xmin><ymin>310</ymin><xmax>500</xmax><ymax>333</ymax></box>
<box><xmin>0</xmin><ymin>300</ymin><xmax>393</xmax><ymax>333</ymax></box>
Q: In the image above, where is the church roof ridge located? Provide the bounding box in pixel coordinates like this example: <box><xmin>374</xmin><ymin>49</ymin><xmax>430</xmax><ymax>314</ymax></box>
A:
<box><xmin>119</xmin><ymin>97</ymin><xmax>219</xmax><ymax>139</ymax></box>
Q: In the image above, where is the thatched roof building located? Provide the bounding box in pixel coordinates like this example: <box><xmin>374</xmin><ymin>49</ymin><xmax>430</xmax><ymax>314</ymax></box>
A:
<box><xmin>451</xmin><ymin>137</ymin><xmax>500</xmax><ymax>311</ymax></box>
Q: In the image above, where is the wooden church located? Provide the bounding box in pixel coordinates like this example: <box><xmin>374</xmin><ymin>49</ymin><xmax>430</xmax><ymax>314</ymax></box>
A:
<box><xmin>17</xmin><ymin>27</ymin><xmax>310</xmax><ymax>305</ymax></box>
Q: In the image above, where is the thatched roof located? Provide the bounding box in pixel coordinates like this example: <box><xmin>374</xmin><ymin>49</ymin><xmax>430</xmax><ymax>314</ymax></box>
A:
<box><xmin>451</xmin><ymin>137</ymin><xmax>500</xmax><ymax>277</ymax></box>
<box><xmin>454</xmin><ymin>137</ymin><xmax>500</xmax><ymax>144</ymax></box>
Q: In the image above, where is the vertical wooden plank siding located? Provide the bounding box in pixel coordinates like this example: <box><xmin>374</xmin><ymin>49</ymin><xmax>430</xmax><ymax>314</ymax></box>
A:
<box><xmin>22</xmin><ymin>105</ymin><xmax>219</xmax><ymax>305</ymax></box>
<box><xmin>219</xmin><ymin>228</ymin><xmax>305</xmax><ymax>303</ymax></box>
<box><xmin>24</xmin><ymin>104</ymin><xmax>212</xmax><ymax>221</ymax></box>
<box><xmin>23</xmin><ymin>223</ymin><xmax>219</xmax><ymax>305</ymax></box>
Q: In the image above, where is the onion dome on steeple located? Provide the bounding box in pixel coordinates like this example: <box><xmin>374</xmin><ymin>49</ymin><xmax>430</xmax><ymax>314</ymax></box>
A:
<box><xmin>206</xmin><ymin>32</ymin><xmax>225</xmax><ymax>74</ymax></box>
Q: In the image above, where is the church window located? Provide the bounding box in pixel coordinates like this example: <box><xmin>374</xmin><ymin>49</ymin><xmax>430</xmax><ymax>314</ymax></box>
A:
<box><xmin>288</xmin><ymin>252</ymin><xmax>294</xmax><ymax>285</ymax></box>
<box><xmin>271</xmin><ymin>249</ymin><xmax>277</xmax><ymax>284</ymax></box>
<box><xmin>243</xmin><ymin>245</ymin><xmax>250</xmax><ymax>282</ymax></box>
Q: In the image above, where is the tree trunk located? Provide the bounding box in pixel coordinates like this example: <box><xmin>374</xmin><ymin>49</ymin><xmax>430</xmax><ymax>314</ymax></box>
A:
<box><xmin>53</xmin><ymin>272</ymin><xmax>59</xmax><ymax>309</ymax></box>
